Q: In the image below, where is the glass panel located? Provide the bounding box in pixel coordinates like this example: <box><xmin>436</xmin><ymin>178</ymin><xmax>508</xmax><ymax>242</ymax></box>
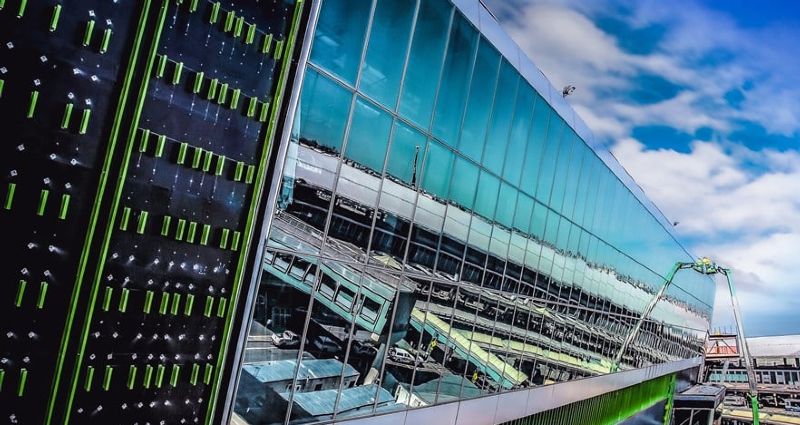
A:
<box><xmin>474</xmin><ymin>170</ymin><xmax>500</xmax><ymax>220</ymax></box>
<box><xmin>386</xmin><ymin>120</ymin><xmax>427</xmax><ymax>185</ymax></box>
<box><xmin>458</xmin><ymin>38</ymin><xmax>500</xmax><ymax>161</ymax></box>
<box><xmin>310</xmin><ymin>0</ymin><xmax>372</xmax><ymax>85</ymax></box>
<box><xmin>297</xmin><ymin>69</ymin><xmax>353</xmax><ymax>153</ymax></box>
<box><xmin>535</xmin><ymin>113</ymin><xmax>565</xmax><ymax>203</ymax></box>
<box><xmin>502</xmin><ymin>83</ymin><xmax>535</xmax><ymax>186</ymax></box>
<box><xmin>482</xmin><ymin>60</ymin><xmax>518</xmax><ymax>175</ymax></box>
<box><xmin>495</xmin><ymin>182</ymin><xmax>517</xmax><ymax>228</ymax></box>
<box><xmin>431</xmin><ymin>13</ymin><xmax>478</xmax><ymax>147</ymax></box>
<box><xmin>519</xmin><ymin>94</ymin><xmax>547</xmax><ymax>196</ymax></box>
<box><xmin>450</xmin><ymin>156</ymin><xmax>479</xmax><ymax>210</ymax></box>
<box><xmin>398</xmin><ymin>0</ymin><xmax>452</xmax><ymax>129</ymax></box>
<box><xmin>344</xmin><ymin>96</ymin><xmax>393</xmax><ymax>172</ymax></box>
<box><xmin>420</xmin><ymin>140</ymin><xmax>454</xmax><ymax>199</ymax></box>
<box><xmin>361</xmin><ymin>0</ymin><xmax>417</xmax><ymax>108</ymax></box>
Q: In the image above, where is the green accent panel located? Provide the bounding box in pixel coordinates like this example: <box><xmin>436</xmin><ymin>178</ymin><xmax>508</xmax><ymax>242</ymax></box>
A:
<box><xmin>17</xmin><ymin>368</ymin><xmax>27</xmax><ymax>397</ymax></box>
<box><xmin>207</xmin><ymin>78</ymin><xmax>218</xmax><ymax>100</ymax></box>
<box><xmin>161</xmin><ymin>215</ymin><xmax>172</xmax><ymax>236</ymax></box>
<box><xmin>217</xmin><ymin>82</ymin><xmax>228</xmax><ymax>104</ymax></box>
<box><xmin>155</xmin><ymin>134</ymin><xmax>166</xmax><ymax>157</ymax></box>
<box><xmin>499</xmin><ymin>374</ymin><xmax>676</xmax><ymax>425</ymax></box>
<box><xmin>223</xmin><ymin>10</ymin><xmax>234</xmax><ymax>32</ymax></box>
<box><xmin>4</xmin><ymin>183</ymin><xmax>15</xmax><ymax>210</ymax></box>
<box><xmin>37</xmin><ymin>281</ymin><xmax>49</xmax><ymax>309</ymax></box>
<box><xmin>49</xmin><ymin>5</ymin><xmax>62</xmax><ymax>32</ymax></box>
<box><xmin>61</xmin><ymin>103</ymin><xmax>73</xmax><ymax>129</ymax></box>
<box><xmin>27</xmin><ymin>90</ymin><xmax>39</xmax><ymax>119</ymax></box>
<box><xmin>83</xmin><ymin>366</ymin><xmax>94</xmax><ymax>392</ymax></box>
<box><xmin>200</xmin><ymin>223</ymin><xmax>211</xmax><ymax>245</ymax></box>
<box><xmin>234</xmin><ymin>162</ymin><xmax>244</xmax><ymax>181</ymax></box>
<box><xmin>215</xmin><ymin>155</ymin><xmax>225</xmax><ymax>176</ymax></box>
<box><xmin>203</xmin><ymin>296</ymin><xmax>214</xmax><ymax>317</ymax></box>
<box><xmin>155</xmin><ymin>364</ymin><xmax>165</xmax><ymax>388</ymax></box>
<box><xmin>192</xmin><ymin>146</ymin><xmax>204</xmax><ymax>168</ymax></box>
<box><xmin>59</xmin><ymin>194</ymin><xmax>70</xmax><ymax>220</ymax></box>
<box><xmin>16</xmin><ymin>0</ymin><xmax>26</xmax><ymax>18</ymax></box>
<box><xmin>37</xmin><ymin>189</ymin><xmax>49</xmax><ymax>216</ymax></box>
<box><xmin>230</xmin><ymin>88</ymin><xmax>240</xmax><ymax>109</ymax></box>
<box><xmin>136</xmin><ymin>210</ymin><xmax>149</xmax><ymax>234</ymax></box>
<box><xmin>119</xmin><ymin>288</ymin><xmax>130</xmax><ymax>313</ymax></box>
<box><xmin>247</xmin><ymin>96</ymin><xmax>257</xmax><ymax>117</ymax></box>
<box><xmin>172</xmin><ymin>61</ymin><xmax>184</xmax><ymax>85</ymax></box>
<box><xmin>234</xmin><ymin>16</ymin><xmax>244</xmax><ymax>38</ymax></box>
<box><xmin>120</xmin><ymin>206</ymin><xmax>131</xmax><ymax>230</ymax></box>
<box><xmin>83</xmin><ymin>20</ymin><xmax>95</xmax><ymax>47</ymax></box>
<box><xmin>100</xmin><ymin>28</ymin><xmax>113</xmax><ymax>54</ymax></box>
<box><xmin>187</xmin><ymin>221</ymin><xmax>197</xmax><ymax>243</ymax></box>
<box><xmin>143</xmin><ymin>365</ymin><xmax>153</xmax><ymax>389</ymax></box>
<box><xmin>14</xmin><ymin>280</ymin><xmax>26</xmax><ymax>307</ymax></box>
<box><xmin>219</xmin><ymin>228</ymin><xmax>229</xmax><ymax>249</ymax></box>
<box><xmin>244</xmin><ymin>165</ymin><xmax>255</xmax><ymax>184</ymax></box>
<box><xmin>190</xmin><ymin>363</ymin><xmax>199</xmax><ymax>385</ymax></box>
<box><xmin>245</xmin><ymin>23</ymin><xmax>256</xmax><ymax>44</ymax></box>
<box><xmin>230</xmin><ymin>230</ymin><xmax>241</xmax><ymax>251</ymax></box>
<box><xmin>170</xmin><ymin>293</ymin><xmax>181</xmax><ymax>315</ymax></box>
<box><xmin>144</xmin><ymin>290</ymin><xmax>154</xmax><ymax>314</ymax></box>
<box><xmin>127</xmin><ymin>365</ymin><xmax>137</xmax><ymax>389</ymax></box>
<box><xmin>176</xmin><ymin>218</ymin><xmax>186</xmax><ymax>240</ymax></box>
<box><xmin>139</xmin><ymin>128</ymin><xmax>151</xmax><ymax>152</ymax></box>
<box><xmin>102</xmin><ymin>365</ymin><xmax>113</xmax><ymax>391</ymax></box>
<box><xmin>159</xmin><ymin>292</ymin><xmax>170</xmax><ymax>315</ymax></box>
<box><xmin>210</xmin><ymin>2</ymin><xmax>220</xmax><ymax>23</ymax></box>
<box><xmin>203</xmin><ymin>364</ymin><xmax>213</xmax><ymax>385</ymax></box>
<box><xmin>202</xmin><ymin>150</ymin><xmax>213</xmax><ymax>172</ymax></box>
<box><xmin>156</xmin><ymin>54</ymin><xmax>167</xmax><ymax>78</ymax></box>
<box><xmin>177</xmin><ymin>142</ymin><xmax>188</xmax><ymax>164</ymax></box>
<box><xmin>101</xmin><ymin>286</ymin><xmax>113</xmax><ymax>312</ymax></box>
<box><xmin>184</xmin><ymin>293</ymin><xmax>195</xmax><ymax>316</ymax></box>
<box><xmin>170</xmin><ymin>364</ymin><xmax>180</xmax><ymax>387</ymax></box>
<box><xmin>79</xmin><ymin>108</ymin><xmax>91</xmax><ymax>134</ymax></box>
<box><xmin>193</xmin><ymin>71</ymin><xmax>204</xmax><ymax>94</ymax></box>
<box><xmin>0</xmin><ymin>369</ymin><xmax>4</xmax><ymax>391</ymax></box>
<box><xmin>215</xmin><ymin>297</ymin><xmax>227</xmax><ymax>317</ymax></box>
<box><xmin>261</xmin><ymin>33</ymin><xmax>272</xmax><ymax>54</ymax></box>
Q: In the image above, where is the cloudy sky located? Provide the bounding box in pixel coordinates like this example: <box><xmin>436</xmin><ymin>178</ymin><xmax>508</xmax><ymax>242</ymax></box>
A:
<box><xmin>484</xmin><ymin>0</ymin><xmax>800</xmax><ymax>336</ymax></box>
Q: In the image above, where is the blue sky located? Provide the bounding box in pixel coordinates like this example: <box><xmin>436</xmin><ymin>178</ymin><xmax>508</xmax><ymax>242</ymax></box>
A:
<box><xmin>485</xmin><ymin>0</ymin><xmax>800</xmax><ymax>336</ymax></box>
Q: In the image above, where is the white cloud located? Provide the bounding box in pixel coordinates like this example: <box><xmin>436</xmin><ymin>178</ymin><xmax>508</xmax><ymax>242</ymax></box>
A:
<box><xmin>612</xmin><ymin>138</ymin><xmax>800</xmax><ymax>328</ymax></box>
<box><xmin>488</xmin><ymin>0</ymin><xmax>800</xmax><ymax>334</ymax></box>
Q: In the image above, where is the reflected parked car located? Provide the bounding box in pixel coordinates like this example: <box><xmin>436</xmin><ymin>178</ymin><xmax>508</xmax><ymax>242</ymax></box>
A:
<box><xmin>271</xmin><ymin>330</ymin><xmax>300</xmax><ymax>348</ymax></box>
<box><xmin>389</xmin><ymin>347</ymin><xmax>425</xmax><ymax>366</ymax></box>
<box><xmin>309</xmin><ymin>335</ymin><xmax>342</xmax><ymax>357</ymax></box>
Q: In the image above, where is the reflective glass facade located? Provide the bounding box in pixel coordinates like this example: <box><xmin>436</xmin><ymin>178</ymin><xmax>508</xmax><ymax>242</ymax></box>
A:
<box><xmin>231</xmin><ymin>0</ymin><xmax>714</xmax><ymax>423</ymax></box>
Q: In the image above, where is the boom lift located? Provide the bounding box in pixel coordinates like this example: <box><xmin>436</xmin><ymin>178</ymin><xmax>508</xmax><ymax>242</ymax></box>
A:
<box><xmin>611</xmin><ymin>258</ymin><xmax>760</xmax><ymax>424</ymax></box>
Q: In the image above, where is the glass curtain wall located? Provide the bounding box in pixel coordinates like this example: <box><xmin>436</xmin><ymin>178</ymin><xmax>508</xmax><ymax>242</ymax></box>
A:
<box><xmin>232</xmin><ymin>0</ymin><xmax>714</xmax><ymax>424</ymax></box>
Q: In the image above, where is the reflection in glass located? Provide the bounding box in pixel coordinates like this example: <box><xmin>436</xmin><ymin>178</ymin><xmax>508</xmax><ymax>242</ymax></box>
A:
<box><xmin>361</xmin><ymin>0</ymin><xmax>417</xmax><ymax>109</ymax></box>
<box><xmin>232</xmin><ymin>0</ymin><xmax>714</xmax><ymax>423</ymax></box>
<box><xmin>398</xmin><ymin>0</ymin><xmax>452</xmax><ymax>129</ymax></box>
<box><xmin>310</xmin><ymin>0</ymin><xmax>372</xmax><ymax>84</ymax></box>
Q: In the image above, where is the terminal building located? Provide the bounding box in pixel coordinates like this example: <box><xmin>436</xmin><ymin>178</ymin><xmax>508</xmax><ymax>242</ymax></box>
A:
<box><xmin>0</xmin><ymin>0</ymin><xmax>715</xmax><ymax>424</ymax></box>
<box><xmin>225</xmin><ymin>0</ymin><xmax>715</xmax><ymax>424</ymax></box>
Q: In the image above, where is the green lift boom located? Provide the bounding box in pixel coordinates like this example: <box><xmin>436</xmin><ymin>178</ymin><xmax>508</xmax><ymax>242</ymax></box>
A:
<box><xmin>610</xmin><ymin>258</ymin><xmax>760</xmax><ymax>425</ymax></box>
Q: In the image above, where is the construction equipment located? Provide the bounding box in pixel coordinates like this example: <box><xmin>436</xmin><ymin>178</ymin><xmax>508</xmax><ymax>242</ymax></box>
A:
<box><xmin>611</xmin><ymin>257</ymin><xmax>760</xmax><ymax>425</ymax></box>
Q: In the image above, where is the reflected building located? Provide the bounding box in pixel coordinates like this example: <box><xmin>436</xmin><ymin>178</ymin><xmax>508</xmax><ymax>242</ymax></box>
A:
<box><xmin>226</xmin><ymin>0</ymin><xmax>715</xmax><ymax>424</ymax></box>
